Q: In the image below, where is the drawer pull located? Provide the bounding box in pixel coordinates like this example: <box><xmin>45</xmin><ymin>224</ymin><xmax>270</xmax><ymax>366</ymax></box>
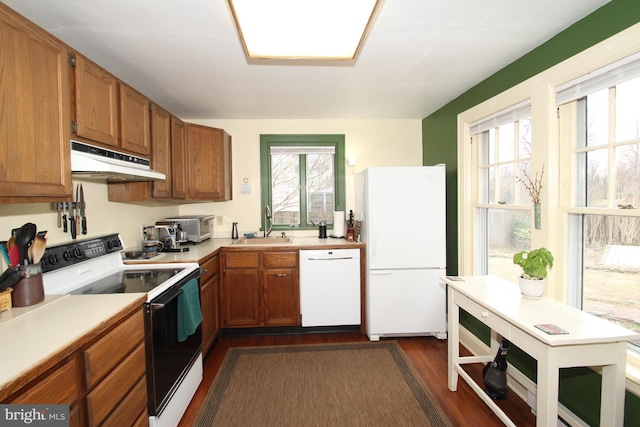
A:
<box><xmin>481</xmin><ymin>311</ymin><xmax>489</xmax><ymax>318</ymax></box>
<box><xmin>274</xmin><ymin>273</ymin><xmax>287</xmax><ymax>277</ymax></box>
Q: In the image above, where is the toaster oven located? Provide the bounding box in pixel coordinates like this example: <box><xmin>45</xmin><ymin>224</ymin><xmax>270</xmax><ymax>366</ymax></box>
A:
<box><xmin>164</xmin><ymin>215</ymin><xmax>214</xmax><ymax>243</ymax></box>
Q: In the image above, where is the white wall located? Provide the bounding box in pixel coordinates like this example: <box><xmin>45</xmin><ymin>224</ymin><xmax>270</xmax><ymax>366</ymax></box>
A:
<box><xmin>0</xmin><ymin>119</ymin><xmax>421</xmax><ymax>266</ymax></box>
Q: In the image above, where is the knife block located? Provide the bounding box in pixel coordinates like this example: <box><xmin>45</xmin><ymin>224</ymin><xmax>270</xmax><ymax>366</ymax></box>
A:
<box><xmin>12</xmin><ymin>265</ymin><xmax>44</xmax><ymax>307</ymax></box>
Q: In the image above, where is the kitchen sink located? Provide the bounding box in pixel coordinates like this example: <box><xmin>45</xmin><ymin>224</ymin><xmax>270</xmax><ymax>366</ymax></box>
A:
<box><xmin>231</xmin><ymin>237</ymin><xmax>293</xmax><ymax>245</ymax></box>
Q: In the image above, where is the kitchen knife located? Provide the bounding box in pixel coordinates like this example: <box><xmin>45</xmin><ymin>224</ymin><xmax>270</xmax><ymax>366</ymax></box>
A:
<box><xmin>80</xmin><ymin>183</ymin><xmax>87</xmax><ymax>235</ymax></box>
<box><xmin>75</xmin><ymin>184</ymin><xmax>80</xmax><ymax>236</ymax></box>
<box><xmin>70</xmin><ymin>186</ymin><xmax>77</xmax><ymax>240</ymax></box>
<box><xmin>62</xmin><ymin>201</ymin><xmax>68</xmax><ymax>233</ymax></box>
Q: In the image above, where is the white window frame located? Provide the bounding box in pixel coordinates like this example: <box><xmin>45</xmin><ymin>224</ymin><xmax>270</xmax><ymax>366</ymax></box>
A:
<box><xmin>457</xmin><ymin>22</ymin><xmax>640</xmax><ymax>392</ymax></box>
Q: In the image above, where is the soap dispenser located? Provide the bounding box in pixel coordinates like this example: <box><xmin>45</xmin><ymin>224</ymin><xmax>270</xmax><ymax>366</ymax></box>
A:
<box><xmin>231</xmin><ymin>222</ymin><xmax>238</xmax><ymax>239</ymax></box>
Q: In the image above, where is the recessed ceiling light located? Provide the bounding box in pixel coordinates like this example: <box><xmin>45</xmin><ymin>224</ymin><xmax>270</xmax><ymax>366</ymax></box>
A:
<box><xmin>227</xmin><ymin>0</ymin><xmax>381</xmax><ymax>60</ymax></box>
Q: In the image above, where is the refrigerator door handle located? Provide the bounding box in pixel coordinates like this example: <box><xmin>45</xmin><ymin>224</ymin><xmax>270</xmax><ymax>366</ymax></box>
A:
<box><xmin>369</xmin><ymin>270</ymin><xmax>392</xmax><ymax>275</ymax></box>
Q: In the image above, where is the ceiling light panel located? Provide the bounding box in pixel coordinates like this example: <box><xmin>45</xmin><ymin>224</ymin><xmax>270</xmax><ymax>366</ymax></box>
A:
<box><xmin>228</xmin><ymin>0</ymin><xmax>380</xmax><ymax>60</ymax></box>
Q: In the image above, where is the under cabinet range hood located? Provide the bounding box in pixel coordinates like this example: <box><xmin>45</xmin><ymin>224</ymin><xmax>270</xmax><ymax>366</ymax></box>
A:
<box><xmin>70</xmin><ymin>140</ymin><xmax>166</xmax><ymax>181</ymax></box>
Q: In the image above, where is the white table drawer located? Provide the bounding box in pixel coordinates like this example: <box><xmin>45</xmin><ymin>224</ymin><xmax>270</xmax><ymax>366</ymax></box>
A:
<box><xmin>455</xmin><ymin>292</ymin><xmax>509</xmax><ymax>334</ymax></box>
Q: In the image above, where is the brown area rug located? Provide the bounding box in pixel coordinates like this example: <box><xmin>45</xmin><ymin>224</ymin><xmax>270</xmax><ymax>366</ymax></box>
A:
<box><xmin>194</xmin><ymin>341</ymin><xmax>453</xmax><ymax>427</ymax></box>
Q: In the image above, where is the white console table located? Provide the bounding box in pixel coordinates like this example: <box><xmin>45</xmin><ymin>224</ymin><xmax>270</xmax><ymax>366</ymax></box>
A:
<box><xmin>443</xmin><ymin>275</ymin><xmax>639</xmax><ymax>427</ymax></box>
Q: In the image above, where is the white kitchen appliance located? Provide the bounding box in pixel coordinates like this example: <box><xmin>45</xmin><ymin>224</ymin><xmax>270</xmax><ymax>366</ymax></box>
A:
<box><xmin>355</xmin><ymin>166</ymin><xmax>447</xmax><ymax>341</ymax></box>
<box><xmin>300</xmin><ymin>249</ymin><xmax>361</xmax><ymax>327</ymax></box>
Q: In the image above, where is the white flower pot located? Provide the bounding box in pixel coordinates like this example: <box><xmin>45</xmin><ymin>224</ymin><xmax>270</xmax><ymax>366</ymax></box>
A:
<box><xmin>518</xmin><ymin>276</ymin><xmax>546</xmax><ymax>299</ymax></box>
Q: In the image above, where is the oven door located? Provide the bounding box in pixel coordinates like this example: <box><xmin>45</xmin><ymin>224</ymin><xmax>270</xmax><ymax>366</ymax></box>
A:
<box><xmin>145</xmin><ymin>268</ymin><xmax>205</xmax><ymax>416</ymax></box>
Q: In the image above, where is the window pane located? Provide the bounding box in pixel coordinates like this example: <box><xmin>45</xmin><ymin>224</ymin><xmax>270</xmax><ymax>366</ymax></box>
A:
<box><xmin>497</xmin><ymin>164</ymin><xmax>514</xmax><ymax>204</ymax></box>
<box><xmin>306</xmin><ymin>153</ymin><xmax>335</xmax><ymax>225</ymax></box>
<box><xmin>615</xmin><ymin>76</ymin><xmax>640</xmax><ymax>143</ymax></box>
<box><xmin>479</xmin><ymin>166</ymin><xmax>489</xmax><ymax>203</ymax></box>
<box><xmin>586</xmin><ymin>88</ymin><xmax>609</xmax><ymax>147</ymax></box>
<box><xmin>583</xmin><ymin>214</ymin><xmax>640</xmax><ymax>339</ymax></box>
<box><xmin>519</xmin><ymin>118</ymin><xmax>532</xmax><ymax>159</ymax></box>
<box><xmin>487</xmin><ymin>128</ymin><xmax>496</xmax><ymax>164</ymax></box>
<box><xmin>498</xmin><ymin>123</ymin><xmax>514</xmax><ymax>162</ymax></box>
<box><xmin>586</xmin><ymin>148</ymin><xmax>608</xmax><ymax>207</ymax></box>
<box><xmin>614</xmin><ymin>144</ymin><xmax>640</xmax><ymax>206</ymax></box>
<box><xmin>517</xmin><ymin>160</ymin><xmax>532</xmax><ymax>204</ymax></box>
<box><xmin>488</xmin><ymin>166</ymin><xmax>496</xmax><ymax>204</ymax></box>
<box><xmin>271</xmin><ymin>154</ymin><xmax>300</xmax><ymax>225</ymax></box>
<box><xmin>487</xmin><ymin>209</ymin><xmax>531</xmax><ymax>282</ymax></box>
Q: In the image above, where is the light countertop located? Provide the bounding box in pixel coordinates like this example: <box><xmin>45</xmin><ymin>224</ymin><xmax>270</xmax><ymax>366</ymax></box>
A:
<box><xmin>0</xmin><ymin>293</ymin><xmax>145</xmax><ymax>398</ymax></box>
<box><xmin>123</xmin><ymin>237</ymin><xmax>365</xmax><ymax>264</ymax></box>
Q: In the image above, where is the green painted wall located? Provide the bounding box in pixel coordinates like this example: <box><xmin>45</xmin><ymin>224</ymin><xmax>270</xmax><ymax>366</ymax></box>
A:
<box><xmin>422</xmin><ymin>0</ymin><xmax>640</xmax><ymax>424</ymax></box>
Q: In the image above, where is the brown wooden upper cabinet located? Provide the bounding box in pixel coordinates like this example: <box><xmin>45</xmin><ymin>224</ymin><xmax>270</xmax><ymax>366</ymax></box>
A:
<box><xmin>0</xmin><ymin>3</ymin><xmax>73</xmax><ymax>203</ymax></box>
<box><xmin>171</xmin><ymin>116</ymin><xmax>188</xmax><ymax>199</ymax></box>
<box><xmin>119</xmin><ymin>83</ymin><xmax>151</xmax><ymax>156</ymax></box>
<box><xmin>72</xmin><ymin>54</ymin><xmax>119</xmax><ymax>148</ymax></box>
<box><xmin>186</xmin><ymin>124</ymin><xmax>232</xmax><ymax>201</ymax></box>
<box><xmin>72</xmin><ymin>53</ymin><xmax>151</xmax><ymax>157</ymax></box>
<box><xmin>149</xmin><ymin>103</ymin><xmax>172</xmax><ymax>198</ymax></box>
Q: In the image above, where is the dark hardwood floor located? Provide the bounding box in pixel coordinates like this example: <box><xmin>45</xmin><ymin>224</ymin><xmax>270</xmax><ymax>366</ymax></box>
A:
<box><xmin>178</xmin><ymin>332</ymin><xmax>536</xmax><ymax>426</ymax></box>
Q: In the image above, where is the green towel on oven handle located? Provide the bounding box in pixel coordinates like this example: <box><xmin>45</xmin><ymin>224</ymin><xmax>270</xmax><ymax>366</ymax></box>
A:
<box><xmin>177</xmin><ymin>278</ymin><xmax>203</xmax><ymax>342</ymax></box>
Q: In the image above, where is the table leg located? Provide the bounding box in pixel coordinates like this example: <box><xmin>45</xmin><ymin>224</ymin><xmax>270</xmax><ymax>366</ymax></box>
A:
<box><xmin>600</xmin><ymin>343</ymin><xmax>627</xmax><ymax>427</ymax></box>
<box><xmin>448</xmin><ymin>287</ymin><xmax>459</xmax><ymax>391</ymax></box>
<box><xmin>536</xmin><ymin>348</ymin><xmax>560</xmax><ymax>427</ymax></box>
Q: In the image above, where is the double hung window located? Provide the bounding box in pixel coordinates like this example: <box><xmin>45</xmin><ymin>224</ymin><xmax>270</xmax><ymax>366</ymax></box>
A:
<box><xmin>557</xmin><ymin>59</ymin><xmax>640</xmax><ymax>345</ymax></box>
<box><xmin>260</xmin><ymin>134</ymin><xmax>345</xmax><ymax>231</ymax></box>
<box><xmin>470</xmin><ymin>103</ymin><xmax>532</xmax><ymax>281</ymax></box>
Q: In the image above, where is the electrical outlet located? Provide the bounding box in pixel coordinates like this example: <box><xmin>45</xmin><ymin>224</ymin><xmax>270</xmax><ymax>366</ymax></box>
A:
<box><xmin>216</xmin><ymin>216</ymin><xmax>224</xmax><ymax>226</ymax></box>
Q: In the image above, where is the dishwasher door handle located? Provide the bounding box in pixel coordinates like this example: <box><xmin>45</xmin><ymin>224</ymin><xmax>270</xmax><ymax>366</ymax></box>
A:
<box><xmin>306</xmin><ymin>257</ymin><xmax>354</xmax><ymax>261</ymax></box>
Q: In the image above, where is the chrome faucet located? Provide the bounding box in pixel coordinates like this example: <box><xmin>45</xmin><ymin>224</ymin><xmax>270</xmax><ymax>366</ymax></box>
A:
<box><xmin>264</xmin><ymin>205</ymin><xmax>272</xmax><ymax>237</ymax></box>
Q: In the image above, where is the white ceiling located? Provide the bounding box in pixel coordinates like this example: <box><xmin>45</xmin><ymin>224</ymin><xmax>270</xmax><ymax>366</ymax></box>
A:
<box><xmin>3</xmin><ymin>0</ymin><xmax>610</xmax><ymax>120</ymax></box>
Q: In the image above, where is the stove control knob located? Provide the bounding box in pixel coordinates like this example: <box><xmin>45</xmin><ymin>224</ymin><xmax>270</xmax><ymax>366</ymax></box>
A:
<box><xmin>47</xmin><ymin>253</ymin><xmax>59</xmax><ymax>265</ymax></box>
<box><xmin>73</xmin><ymin>248</ymin><xmax>82</xmax><ymax>258</ymax></box>
<box><xmin>63</xmin><ymin>250</ymin><xmax>73</xmax><ymax>261</ymax></box>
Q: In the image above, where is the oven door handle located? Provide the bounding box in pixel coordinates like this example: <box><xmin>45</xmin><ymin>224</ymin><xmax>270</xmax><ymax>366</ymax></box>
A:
<box><xmin>149</xmin><ymin>287</ymin><xmax>184</xmax><ymax>310</ymax></box>
<box><xmin>187</xmin><ymin>268</ymin><xmax>207</xmax><ymax>281</ymax></box>
<box><xmin>148</xmin><ymin>268</ymin><xmax>207</xmax><ymax>311</ymax></box>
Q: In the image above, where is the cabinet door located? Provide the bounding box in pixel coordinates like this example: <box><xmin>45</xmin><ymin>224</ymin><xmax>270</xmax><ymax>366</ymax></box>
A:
<box><xmin>0</xmin><ymin>4</ymin><xmax>72</xmax><ymax>201</ymax></box>
<box><xmin>119</xmin><ymin>83</ymin><xmax>150</xmax><ymax>156</ymax></box>
<box><xmin>263</xmin><ymin>268</ymin><xmax>299</xmax><ymax>326</ymax></box>
<box><xmin>73</xmin><ymin>54</ymin><xmax>119</xmax><ymax>148</ymax></box>
<box><xmin>200</xmin><ymin>252</ymin><xmax>220</xmax><ymax>355</ymax></box>
<box><xmin>185</xmin><ymin>124</ymin><xmax>231</xmax><ymax>201</ymax></box>
<box><xmin>200</xmin><ymin>274</ymin><xmax>219</xmax><ymax>354</ymax></box>
<box><xmin>150</xmin><ymin>103</ymin><xmax>172</xmax><ymax>198</ymax></box>
<box><xmin>170</xmin><ymin>115</ymin><xmax>187</xmax><ymax>199</ymax></box>
<box><xmin>222</xmin><ymin>269</ymin><xmax>261</xmax><ymax>327</ymax></box>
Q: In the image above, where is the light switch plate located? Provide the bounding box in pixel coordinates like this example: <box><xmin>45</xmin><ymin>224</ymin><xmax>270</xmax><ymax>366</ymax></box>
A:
<box><xmin>240</xmin><ymin>183</ymin><xmax>252</xmax><ymax>194</ymax></box>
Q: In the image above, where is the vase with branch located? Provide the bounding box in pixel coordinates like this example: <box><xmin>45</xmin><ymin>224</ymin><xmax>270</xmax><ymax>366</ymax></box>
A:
<box><xmin>516</xmin><ymin>164</ymin><xmax>544</xmax><ymax>229</ymax></box>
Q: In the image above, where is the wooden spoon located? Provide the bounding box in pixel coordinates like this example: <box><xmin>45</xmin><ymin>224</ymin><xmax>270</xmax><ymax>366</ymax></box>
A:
<box><xmin>28</xmin><ymin>235</ymin><xmax>47</xmax><ymax>264</ymax></box>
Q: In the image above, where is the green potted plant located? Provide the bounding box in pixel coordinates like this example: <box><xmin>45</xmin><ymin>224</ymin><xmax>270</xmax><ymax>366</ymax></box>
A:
<box><xmin>513</xmin><ymin>247</ymin><xmax>554</xmax><ymax>298</ymax></box>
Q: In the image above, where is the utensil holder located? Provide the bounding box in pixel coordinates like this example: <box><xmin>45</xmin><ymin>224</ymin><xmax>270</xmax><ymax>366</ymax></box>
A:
<box><xmin>12</xmin><ymin>264</ymin><xmax>44</xmax><ymax>307</ymax></box>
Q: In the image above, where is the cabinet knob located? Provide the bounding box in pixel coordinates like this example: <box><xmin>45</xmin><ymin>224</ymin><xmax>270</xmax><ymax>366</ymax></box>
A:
<box><xmin>481</xmin><ymin>311</ymin><xmax>489</xmax><ymax>318</ymax></box>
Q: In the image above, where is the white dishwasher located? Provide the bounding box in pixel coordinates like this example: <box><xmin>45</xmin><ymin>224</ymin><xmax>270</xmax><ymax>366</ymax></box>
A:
<box><xmin>300</xmin><ymin>249</ymin><xmax>361</xmax><ymax>327</ymax></box>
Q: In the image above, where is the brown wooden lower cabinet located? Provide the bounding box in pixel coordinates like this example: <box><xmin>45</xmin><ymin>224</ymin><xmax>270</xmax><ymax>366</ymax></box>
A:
<box><xmin>4</xmin><ymin>304</ymin><xmax>147</xmax><ymax>427</ymax></box>
<box><xmin>221</xmin><ymin>249</ymin><xmax>299</xmax><ymax>328</ymax></box>
<box><xmin>200</xmin><ymin>253</ymin><xmax>221</xmax><ymax>355</ymax></box>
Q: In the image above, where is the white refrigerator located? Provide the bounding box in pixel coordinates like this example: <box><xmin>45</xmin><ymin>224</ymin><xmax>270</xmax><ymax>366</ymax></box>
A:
<box><xmin>355</xmin><ymin>166</ymin><xmax>447</xmax><ymax>341</ymax></box>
